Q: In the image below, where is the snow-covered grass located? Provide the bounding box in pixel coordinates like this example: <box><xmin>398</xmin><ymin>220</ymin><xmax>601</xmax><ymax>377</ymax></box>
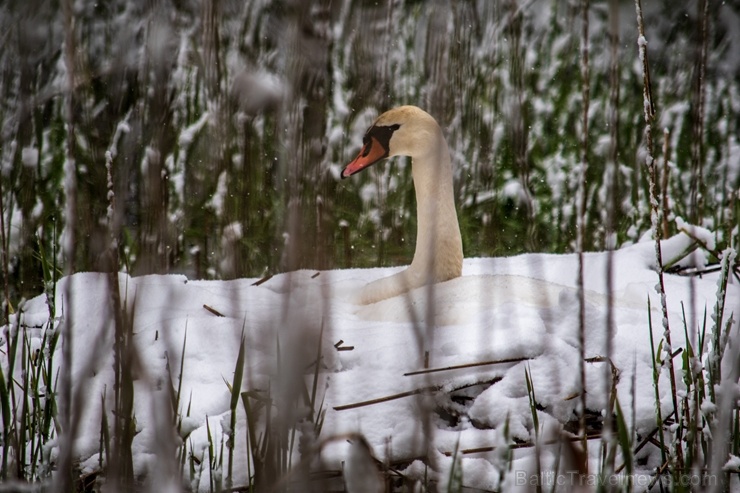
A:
<box><xmin>1</xmin><ymin>227</ymin><xmax>739</xmax><ymax>491</ymax></box>
<box><xmin>1</xmin><ymin>1</ymin><xmax>738</xmax><ymax>298</ymax></box>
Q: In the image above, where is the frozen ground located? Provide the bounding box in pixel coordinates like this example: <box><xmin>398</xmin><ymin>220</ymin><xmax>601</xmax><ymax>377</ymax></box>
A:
<box><xmin>3</xmin><ymin>231</ymin><xmax>739</xmax><ymax>491</ymax></box>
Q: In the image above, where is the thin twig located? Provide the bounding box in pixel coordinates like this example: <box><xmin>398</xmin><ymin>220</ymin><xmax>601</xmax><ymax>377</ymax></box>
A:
<box><xmin>202</xmin><ymin>304</ymin><xmax>225</xmax><ymax>317</ymax></box>
<box><xmin>333</xmin><ymin>386</ymin><xmax>438</xmax><ymax>411</ymax></box>
<box><xmin>644</xmin><ymin>459</ymin><xmax>671</xmax><ymax>492</ymax></box>
<box><xmin>443</xmin><ymin>432</ymin><xmax>603</xmax><ymax>457</ymax></box>
<box><xmin>403</xmin><ymin>356</ymin><xmax>529</xmax><ymax>376</ymax></box>
<box><xmin>251</xmin><ymin>275</ymin><xmax>273</xmax><ymax>286</ymax></box>
<box><xmin>615</xmin><ymin>410</ymin><xmax>676</xmax><ymax>474</ymax></box>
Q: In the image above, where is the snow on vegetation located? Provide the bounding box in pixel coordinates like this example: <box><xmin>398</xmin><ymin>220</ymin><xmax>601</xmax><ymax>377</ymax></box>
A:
<box><xmin>2</xmin><ymin>229</ymin><xmax>738</xmax><ymax>491</ymax></box>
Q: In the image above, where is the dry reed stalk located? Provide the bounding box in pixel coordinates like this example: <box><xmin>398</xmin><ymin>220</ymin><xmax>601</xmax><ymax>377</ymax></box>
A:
<box><xmin>690</xmin><ymin>0</ymin><xmax>710</xmax><ymax>223</ymax></box>
<box><xmin>443</xmin><ymin>432</ymin><xmax>603</xmax><ymax>457</ymax></box>
<box><xmin>333</xmin><ymin>340</ymin><xmax>354</xmax><ymax>351</ymax></box>
<box><xmin>661</xmin><ymin>129</ymin><xmax>671</xmax><ymax>238</ymax></box>
<box><xmin>55</xmin><ymin>0</ymin><xmax>79</xmax><ymax>488</ymax></box>
<box><xmin>252</xmin><ymin>274</ymin><xmax>274</xmax><ymax>286</ymax></box>
<box><xmin>333</xmin><ymin>386</ymin><xmax>439</xmax><ymax>412</ymax></box>
<box><xmin>403</xmin><ymin>356</ymin><xmax>529</xmax><ymax>376</ymax></box>
<box><xmin>634</xmin><ymin>0</ymin><xmax>684</xmax><ymax>469</ymax></box>
<box><xmin>576</xmin><ymin>0</ymin><xmax>590</xmax><ymax>474</ymax></box>
<box><xmin>0</xmin><ymin>172</ymin><xmax>7</xmax><ymax>328</ymax></box>
<box><xmin>614</xmin><ymin>410</ymin><xmax>676</xmax><ymax>474</ymax></box>
<box><xmin>203</xmin><ymin>304</ymin><xmax>226</xmax><ymax>317</ymax></box>
<box><xmin>202</xmin><ymin>0</ymin><xmax>222</xmax><ymax>102</ymax></box>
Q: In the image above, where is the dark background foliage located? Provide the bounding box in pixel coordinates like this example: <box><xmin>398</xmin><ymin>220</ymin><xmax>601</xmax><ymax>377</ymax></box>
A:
<box><xmin>1</xmin><ymin>0</ymin><xmax>738</xmax><ymax>304</ymax></box>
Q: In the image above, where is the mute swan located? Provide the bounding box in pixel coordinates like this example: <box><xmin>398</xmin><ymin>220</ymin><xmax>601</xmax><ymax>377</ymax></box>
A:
<box><xmin>342</xmin><ymin>106</ymin><xmax>463</xmax><ymax>304</ymax></box>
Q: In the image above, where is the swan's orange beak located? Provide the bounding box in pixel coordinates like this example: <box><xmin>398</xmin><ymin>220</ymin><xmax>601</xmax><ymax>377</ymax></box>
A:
<box><xmin>341</xmin><ymin>137</ymin><xmax>388</xmax><ymax>179</ymax></box>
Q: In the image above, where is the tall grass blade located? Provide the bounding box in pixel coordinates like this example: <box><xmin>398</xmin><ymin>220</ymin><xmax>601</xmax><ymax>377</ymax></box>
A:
<box><xmin>613</xmin><ymin>396</ymin><xmax>633</xmax><ymax>489</ymax></box>
<box><xmin>173</xmin><ymin>323</ymin><xmax>188</xmax><ymax>420</ymax></box>
<box><xmin>310</xmin><ymin>318</ymin><xmax>325</xmax><ymax>423</ymax></box>
<box><xmin>0</xmin><ymin>363</ymin><xmax>10</xmax><ymax>479</ymax></box>
<box><xmin>99</xmin><ymin>387</ymin><xmax>110</xmax><ymax>474</ymax></box>
<box><xmin>647</xmin><ymin>297</ymin><xmax>667</xmax><ymax>467</ymax></box>
<box><xmin>226</xmin><ymin>331</ymin><xmax>246</xmax><ymax>489</ymax></box>
<box><xmin>447</xmin><ymin>437</ymin><xmax>463</xmax><ymax>493</ymax></box>
<box><xmin>524</xmin><ymin>365</ymin><xmax>542</xmax><ymax>493</ymax></box>
<box><xmin>707</xmin><ymin>248</ymin><xmax>736</xmax><ymax>402</ymax></box>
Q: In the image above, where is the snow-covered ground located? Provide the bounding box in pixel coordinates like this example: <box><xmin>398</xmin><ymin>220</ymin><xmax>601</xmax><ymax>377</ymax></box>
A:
<box><xmin>3</xmin><ymin>231</ymin><xmax>739</xmax><ymax>491</ymax></box>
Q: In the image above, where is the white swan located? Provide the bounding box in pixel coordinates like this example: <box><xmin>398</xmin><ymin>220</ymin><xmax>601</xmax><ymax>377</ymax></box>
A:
<box><xmin>342</xmin><ymin>106</ymin><xmax>463</xmax><ymax>304</ymax></box>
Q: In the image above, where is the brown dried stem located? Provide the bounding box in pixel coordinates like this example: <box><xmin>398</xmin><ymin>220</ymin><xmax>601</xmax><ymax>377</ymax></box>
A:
<box><xmin>577</xmin><ymin>0</ymin><xmax>591</xmax><ymax>474</ymax></box>
<box><xmin>634</xmin><ymin>0</ymin><xmax>684</xmax><ymax>470</ymax></box>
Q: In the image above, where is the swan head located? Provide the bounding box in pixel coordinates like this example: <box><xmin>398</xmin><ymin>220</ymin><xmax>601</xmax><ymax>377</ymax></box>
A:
<box><xmin>341</xmin><ymin>106</ymin><xmax>440</xmax><ymax>178</ymax></box>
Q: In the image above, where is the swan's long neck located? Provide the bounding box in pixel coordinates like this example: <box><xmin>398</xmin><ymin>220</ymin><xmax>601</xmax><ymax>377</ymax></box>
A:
<box><xmin>409</xmin><ymin>129</ymin><xmax>463</xmax><ymax>283</ymax></box>
<box><xmin>356</xmin><ymin>112</ymin><xmax>463</xmax><ymax>305</ymax></box>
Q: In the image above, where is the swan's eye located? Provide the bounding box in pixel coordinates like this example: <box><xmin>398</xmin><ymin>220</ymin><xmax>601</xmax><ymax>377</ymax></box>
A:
<box><xmin>366</xmin><ymin>123</ymin><xmax>401</xmax><ymax>152</ymax></box>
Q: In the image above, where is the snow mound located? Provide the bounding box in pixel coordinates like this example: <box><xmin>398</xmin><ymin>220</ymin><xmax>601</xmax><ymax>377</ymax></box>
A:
<box><xmin>2</xmin><ymin>234</ymin><xmax>738</xmax><ymax>491</ymax></box>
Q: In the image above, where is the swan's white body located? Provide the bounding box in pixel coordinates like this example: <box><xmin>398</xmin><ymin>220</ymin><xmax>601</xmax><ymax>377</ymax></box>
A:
<box><xmin>342</xmin><ymin>106</ymin><xmax>463</xmax><ymax>304</ymax></box>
